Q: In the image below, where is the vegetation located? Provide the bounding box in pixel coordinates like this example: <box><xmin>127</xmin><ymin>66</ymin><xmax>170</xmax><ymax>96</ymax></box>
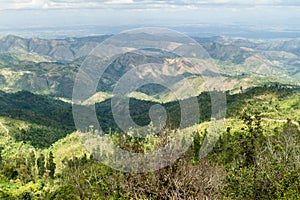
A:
<box><xmin>0</xmin><ymin>85</ymin><xmax>298</xmax><ymax>199</ymax></box>
<box><xmin>0</xmin><ymin>35</ymin><xmax>299</xmax><ymax>199</ymax></box>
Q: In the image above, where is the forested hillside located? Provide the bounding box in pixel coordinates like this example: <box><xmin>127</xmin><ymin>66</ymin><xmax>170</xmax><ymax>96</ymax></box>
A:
<box><xmin>0</xmin><ymin>85</ymin><xmax>298</xmax><ymax>199</ymax></box>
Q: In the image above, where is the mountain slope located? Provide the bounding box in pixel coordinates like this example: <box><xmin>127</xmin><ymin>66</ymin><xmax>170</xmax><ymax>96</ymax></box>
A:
<box><xmin>0</xmin><ymin>35</ymin><xmax>299</xmax><ymax>101</ymax></box>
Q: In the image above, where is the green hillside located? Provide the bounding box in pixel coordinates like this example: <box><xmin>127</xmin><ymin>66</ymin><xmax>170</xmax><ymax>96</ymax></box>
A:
<box><xmin>0</xmin><ymin>85</ymin><xmax>298</xmax><ymax>199</ymax></box>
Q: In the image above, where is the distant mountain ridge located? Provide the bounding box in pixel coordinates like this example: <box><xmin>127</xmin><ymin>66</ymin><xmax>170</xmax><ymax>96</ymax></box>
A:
<box><xmin>0</xmin><ymin>35</ymin><xmax>110</xmax><ymax>61</ymax></box>
<box><xmin>0</xmin><ymin>34</ymin><xmax>299</xmax><ymax>100</ymax></box>
<box><xmin>1</xmin><ymin>34</ymin><xmax>299</xmax><ymax>61</ymax></box>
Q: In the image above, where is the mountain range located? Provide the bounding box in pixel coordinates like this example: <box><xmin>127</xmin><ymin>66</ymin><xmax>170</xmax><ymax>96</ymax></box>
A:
<box><xmin>0</xmin><ymin>34</ymin><xmax>299</xmax><ymax>101</ymax></box>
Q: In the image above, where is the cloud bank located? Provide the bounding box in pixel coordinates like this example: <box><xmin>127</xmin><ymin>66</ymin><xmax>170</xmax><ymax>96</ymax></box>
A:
<box><xmin>1</xmin><ymin>0</ymin><xmax>300</xmax><ymax>10</ymax></box>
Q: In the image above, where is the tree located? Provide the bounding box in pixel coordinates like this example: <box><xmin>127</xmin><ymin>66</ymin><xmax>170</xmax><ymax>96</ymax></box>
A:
<box><xmin>37</xmin><ymin>153</ymin><xmax>45</xmax><ymax>177</ymax></box>
<box><xmin>239</xmin><ymin>110</ymin><xmax>263</xmax><ymax>167</ymax></box>
<box><xmin>46</xmin><ymin>151</ymin><xmax>56</xmax><ymax>179</ymax></box>
<box><xmin>193</xmin><ymin>131</ymin><xmax>201</xmax><ymax>160</ymax></box>
<box><xmin>28</xmin><ymin>150</ymin><xmax>36</xmax><ymax>181</ymax></box>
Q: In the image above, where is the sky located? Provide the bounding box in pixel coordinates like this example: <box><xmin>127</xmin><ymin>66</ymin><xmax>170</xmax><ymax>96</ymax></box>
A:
<box><xmin>0</xmin><ymin>0</ymin><xmax>299</xmax><ymax>37</ymax></box>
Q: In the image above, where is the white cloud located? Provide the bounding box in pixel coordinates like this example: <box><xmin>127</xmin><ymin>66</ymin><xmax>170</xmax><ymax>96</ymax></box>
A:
<box><xmin>105</xmin><ymin>0</ymin><xmax>134</xmax><ymax>4</ymax></box>
<box><xmin>0</xmin><ymin>0</ymin><xmax>299</xmax><ymax>10</ymax></box>
<box><xmin>0</xmin><ymin>0</ymin><xmax>50</xmax><ymax>9</ymax></box>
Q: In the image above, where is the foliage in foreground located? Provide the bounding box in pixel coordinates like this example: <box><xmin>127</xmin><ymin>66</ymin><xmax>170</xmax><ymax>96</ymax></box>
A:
<box><xmin>1</xmin><ymin>117</ymin><xmax>298</xmax><ymax>199</ymax></box>
<box><xmin>0</xmin><ymin>86</ymin><xmax>299</xmax><ymax>199</ymax></box>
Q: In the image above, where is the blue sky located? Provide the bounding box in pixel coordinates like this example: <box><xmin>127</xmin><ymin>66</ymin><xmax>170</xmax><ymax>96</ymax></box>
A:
<box><xmin>0</xmin><ymin>0</ymin><xmax>299</xmax><ymax>35</ymax></box>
